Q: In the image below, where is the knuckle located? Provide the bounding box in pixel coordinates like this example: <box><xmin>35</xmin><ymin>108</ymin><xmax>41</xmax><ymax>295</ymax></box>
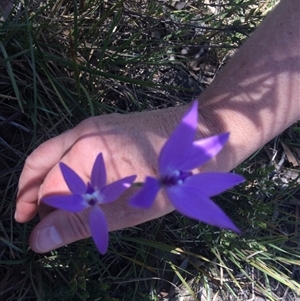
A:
<box><xmin>66</xmin><ymin>210</ymin><xmax>91</xmax><ymax>240</ymax></box>
<box><xmin>23</xmin><ymin>152</ymin><xmax>37</xmax><ymax>172</ymax></box>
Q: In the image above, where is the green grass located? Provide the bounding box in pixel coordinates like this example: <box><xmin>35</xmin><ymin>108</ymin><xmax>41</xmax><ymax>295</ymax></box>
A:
<box><xmin>1</xmin><ymin>0</ymin><xmax>299</xmax><ymax>300</ymax></box>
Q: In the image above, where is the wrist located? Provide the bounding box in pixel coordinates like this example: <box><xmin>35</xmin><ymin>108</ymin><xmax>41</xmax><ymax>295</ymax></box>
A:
<box><xmin>195</xmin><ymin>93</ymin><xmax>256</xmax><ymax>173</ymax></box>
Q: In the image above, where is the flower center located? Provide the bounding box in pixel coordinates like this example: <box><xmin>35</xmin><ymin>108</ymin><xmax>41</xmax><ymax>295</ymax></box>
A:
<box><xmin>160</xmin><ymin>170</ymin><xmax>192</xmax><ymax>186</ymax></box>
<box><xmin>86</xmin><ymin>194</ymin><xmax>98</xmax><ymax>206</ymax></box>
<box><xmin>85</xmin><ymin>183</ymin><xmax>103</xmax><ymax>206</ymax></box>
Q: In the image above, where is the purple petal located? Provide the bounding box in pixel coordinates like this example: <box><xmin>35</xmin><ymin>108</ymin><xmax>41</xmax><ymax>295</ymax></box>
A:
<box><xmin>91</xmin><ymin>153</ymin><xmax>106</xmax><ymax>189</ymax></box>
<box><xmin>166</xmin><ymin>185</ymin><xmax>240</xmax><ymax>232</ymax></box>
<box><xmin>101</xmin><ymin>175</ymin><xmax>136</xmax><ymax>204</ymax></box>
<box><xmin>129</xmin><ymin>176</ymin><xmax>161</xmax><ymax>208</ymax></box>
<box><xmin>178</xmin><ymin>133</ymin><xmax>229</xmax><ymax>171</ymax></box>
<box><xmin>159</xmin><ymin>101</ymin><xmax>198</xmax><ymax>174</ymax></box>
<box><xmin>42</xmin><ymin>195</ymin><xmax>88</xmax><ymax>212</ymax></box>
<box><xmin>89</xmin><ymin>205</ymin><xmax>109</xmax><ymax>254</ymax></box>
<box><xmin>60</xmin><ymin>163</ymin><xmax>87</xmax><ymax>194</ymax></box>
<box><xmin>183</xmin><ymin>172</ymin><xmax>244</xmax><ymax>197</ymax></box>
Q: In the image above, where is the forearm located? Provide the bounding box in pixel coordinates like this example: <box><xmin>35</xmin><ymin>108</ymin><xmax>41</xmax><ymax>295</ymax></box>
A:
<box><xmin>193</xmin><ymin>0</ymin><xmax>300</xmax><ymax>172</ymax></box>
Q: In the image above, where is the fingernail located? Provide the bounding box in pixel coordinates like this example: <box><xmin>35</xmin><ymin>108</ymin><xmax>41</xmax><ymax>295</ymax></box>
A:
<box><xmin>35</xmin><ymin>226</ymin><xmax>63</xmax><ymax>252</ymax></box>
<box><xmin>14</xmin><ymin>211</ymin><xmax>18</xmax><ymax>221</ymax></box>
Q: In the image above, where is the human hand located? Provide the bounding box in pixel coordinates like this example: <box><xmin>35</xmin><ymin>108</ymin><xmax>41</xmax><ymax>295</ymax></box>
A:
<box><xmin>15</xmin><ymin>108</ymin><xmax>184</xmax><ymax>253</ymax></box>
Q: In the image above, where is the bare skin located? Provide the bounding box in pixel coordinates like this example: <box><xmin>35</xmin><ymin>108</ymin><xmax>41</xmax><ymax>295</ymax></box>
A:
<box><xmin>15</xmin><ymin>0</ymin><xmax>300</xmax><ymax>253</ymax></box>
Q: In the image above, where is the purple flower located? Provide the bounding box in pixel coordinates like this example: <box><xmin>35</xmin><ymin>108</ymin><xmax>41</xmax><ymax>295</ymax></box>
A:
<box><xmin>129</xmin><ymin>101</ymin><xmax>244</xmax><ymax>232</ymax></box>
<box><xmin>42</xmin><ymin>153</ymin><xmax>136</xmax><ymax>254</ymax></box>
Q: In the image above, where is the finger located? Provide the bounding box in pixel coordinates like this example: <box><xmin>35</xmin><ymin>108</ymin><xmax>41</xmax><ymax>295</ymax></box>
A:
<box><xmin>29</xmin><ymin>191</ymin><xmax>174</xmax><ymax>253</ymax></box>
<box><xmin>16</xmin><ymin>132</ymin><xmax>71</xmax><ymax>223</ymax></box>
<box><xmin>29</xmin><ymin>209</ymin><xmax>90</xmax><ymax>253</ymax></box>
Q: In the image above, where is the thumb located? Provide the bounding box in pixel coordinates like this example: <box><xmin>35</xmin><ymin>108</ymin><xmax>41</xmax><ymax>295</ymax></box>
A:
<box><xmin>29</xmin><ymin>192</ymin><xmax>174</xmax><ymax>253</ymax></box>
<box><xmin>29</xmin><ymin>209</ymin><xmax>91</xmax><ymax>253</ymax></box>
